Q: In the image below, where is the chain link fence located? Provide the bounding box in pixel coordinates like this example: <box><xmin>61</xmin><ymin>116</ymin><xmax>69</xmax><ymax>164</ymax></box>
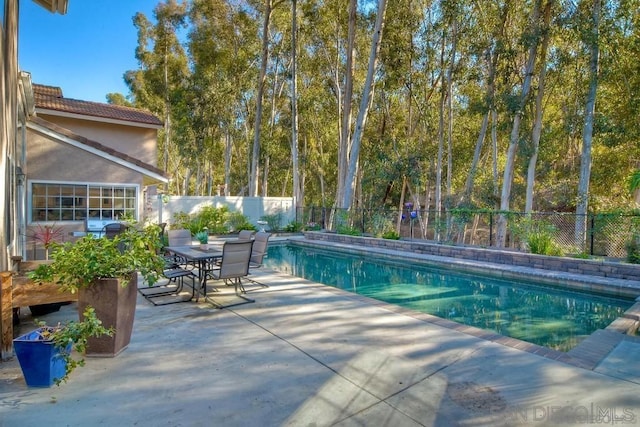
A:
<box><xmin>296</xmin><ymin>207</ymin><xmax>640</xmax><ymax>259</ymax></box>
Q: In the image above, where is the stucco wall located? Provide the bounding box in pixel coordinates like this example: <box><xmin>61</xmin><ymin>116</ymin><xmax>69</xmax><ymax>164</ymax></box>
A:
<box><xmin>36</xmin><ymin>113</ymin><xmax>158</xmax><ymax>166</ymax></box>
<box><xmin>27</xmin><ymin>128</ymin><xmax>143</xmax><ymax>185</ymax></box>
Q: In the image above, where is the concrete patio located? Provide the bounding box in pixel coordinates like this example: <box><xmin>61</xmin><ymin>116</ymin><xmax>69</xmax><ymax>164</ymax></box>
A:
<box><xmin>1</xmin><ymin>267</ymin><xmax>640</xmax><ymax>426</ymax></box>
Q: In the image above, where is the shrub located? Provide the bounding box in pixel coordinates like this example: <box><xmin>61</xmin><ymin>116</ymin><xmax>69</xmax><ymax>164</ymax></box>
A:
<box><xmin>198</xmin><ymin>205</ymin><xmax>229</xmax><ymax>233</ymax></box>
<box><xmin>171</xmin><ymin>206</ymin><xmax>229</xmax><ymax>234</ymax></box>
<box><xmin>382</xmin><ymin>230</ymin><xmax>400</xmax><ymax>240</ymax></box>
<box><xmin>260</xmin><ymin>211</ymin><xmax>283</xmax><ymax>231</ymax></box>
<box><xmin>510</xmin><ymin>217</ymin><xmax>562</xmax><ymax>256</ymax></box>
<box><xmin>527</xmin><ymin>230</ymin><xmax>563</xmax><ymax>256</ymax></box>
<box><xmin>285</xmin><ymin>221</ymin><xmax>304</xmax><ymax>232</ymax></box>
<box><xmin>303</xmin><ymin>222</ymin><xmax>321</xmax><ymax>231</ymax></box>
<box><xmin>226</xmin><ymin>211</ymin><xmax>256</xmax><ymax>232</ymax></box>
<box><xmin>370</xmin><ymin>212</ymin><xmax>395</xmax><ymax>238</ymax></box>
<box><xmin>171</xmin><ymin>211</ymin><xmax>192</xmax><ymax>230</ymax></box>
<box><xmin>626</xmin><ymin>235</ymin><xmax>640</xmax><ymax>264</ymax></box>
<box><xmin>381</xmin><ymin>230</ymin><xmax>400</xmax><ymax>240</ymax></box>
<box><xmin>337</xmin><ymin>224</ymin><xmax>362</xmax><ymax>236</ymax></box>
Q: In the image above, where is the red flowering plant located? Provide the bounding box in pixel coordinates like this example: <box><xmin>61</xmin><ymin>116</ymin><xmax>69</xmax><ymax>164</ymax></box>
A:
<box><xmin>28</xmin><ymin>223</ymin><xmax>66</xmax><ymax>260</ymax></box>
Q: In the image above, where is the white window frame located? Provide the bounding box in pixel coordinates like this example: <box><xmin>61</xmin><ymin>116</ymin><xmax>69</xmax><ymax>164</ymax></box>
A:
<box><xmin>29</xmin><ymin>180</ymin><xmax>139</xmax><ymax>223</ymax></box>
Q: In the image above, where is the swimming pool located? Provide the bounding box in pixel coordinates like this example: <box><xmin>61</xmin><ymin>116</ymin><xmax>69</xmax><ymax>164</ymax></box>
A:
<box><xmin>264</xmin><ymin>243</ymin><xmax>633</xmax><ymax>351</ymax></box>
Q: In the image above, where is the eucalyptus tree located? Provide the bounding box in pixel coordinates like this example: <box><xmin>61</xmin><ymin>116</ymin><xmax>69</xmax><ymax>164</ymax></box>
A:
<box><xmin>525</xmin><ymin>0</ymin><xmax>553</xmax><ymax>213</ymax></box>
<box><xmin>186</xmin><ymin>0</ymin><xmax>260</xmax><ymax>196</ymax></box>
<box><xmin>125</xmin><ymin>0</ymin><xmax>189</xmax><ymax>193</ymax></box>
<box><xmin>495</xmin><ymin>0</ymin><xmax>544</xmax><ymax>247</ymax></box>
<box><xmin>574</xmin><ymin>0</ymin><xmax>601</xmax><ymax>248</ymax></box>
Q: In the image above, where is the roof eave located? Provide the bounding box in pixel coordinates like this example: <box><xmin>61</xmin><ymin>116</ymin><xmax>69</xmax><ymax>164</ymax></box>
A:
<box><xmin>36</xmin><ymin>107</ymin><xmax>163</xmax><ymax>129</ymax></box>
<box><xmin>32</xmin><ymin>0</ymin><xmax>68</xmax><ymax>14</ymax></box>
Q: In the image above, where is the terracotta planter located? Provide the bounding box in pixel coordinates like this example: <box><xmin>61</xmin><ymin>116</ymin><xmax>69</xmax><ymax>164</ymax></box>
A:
<box><xmin>77</xmin><ymin>273</ymin><xmax>137</xmax><ymax>357</ymax></box>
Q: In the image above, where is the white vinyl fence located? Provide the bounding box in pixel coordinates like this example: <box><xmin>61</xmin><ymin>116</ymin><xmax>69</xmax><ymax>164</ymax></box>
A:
<box><xmin>145</xmin><ymin>195</ymin><xmax>296</xmax><ymax>230</ymax></box>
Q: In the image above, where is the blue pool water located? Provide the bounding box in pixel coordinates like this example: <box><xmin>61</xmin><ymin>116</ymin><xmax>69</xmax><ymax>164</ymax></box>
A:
<box><xmin>264</xmin><ymin>243</ymin><xmax>633</xmax><ymax>351</ymax></box>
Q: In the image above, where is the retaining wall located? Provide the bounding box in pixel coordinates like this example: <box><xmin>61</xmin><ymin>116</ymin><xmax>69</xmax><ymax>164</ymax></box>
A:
<box><xmin>303</xmin><ymin>231</ymin><xmax>640</xmax><ymax>283</ymax></box>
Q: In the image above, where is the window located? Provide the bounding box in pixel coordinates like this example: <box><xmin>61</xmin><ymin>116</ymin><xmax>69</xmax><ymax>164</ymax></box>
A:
<box><xmin>31</xmin><ymin>183</ymin><xmax>138</xmax><ymax>222</ymax></box>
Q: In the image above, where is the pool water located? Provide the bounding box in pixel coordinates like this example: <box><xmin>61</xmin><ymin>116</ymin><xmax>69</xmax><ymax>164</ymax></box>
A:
<box><xmin>264</xmin><ymin>244</ymin><xmax>633</xmax><ymax>351</ymax></box>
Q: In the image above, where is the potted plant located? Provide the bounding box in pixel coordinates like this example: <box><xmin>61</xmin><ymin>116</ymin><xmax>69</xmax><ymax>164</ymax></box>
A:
<box><xmin>29</xmin><ymin>223</ymin><xmax>165</xmax><ymax>357</ymax></box>
<box><xmin>13</xmin><ymin>306</ymin><xmax>112</xmax><ymax>387</ymax></box>
<box><xmin>195</xmin><ymin>230</ymin><xmax>209</xmax><ymax>250</ymax></box>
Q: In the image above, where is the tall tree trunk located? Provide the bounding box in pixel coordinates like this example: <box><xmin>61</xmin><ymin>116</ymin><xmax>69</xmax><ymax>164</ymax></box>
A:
<box><xmin>446</xmin><ymin>19</ymin><xmax>457</xmax><ymax>202</ymax></box>
<box><xmin>462</xmin><ymin>7</ymin><xmax>504</xmax><ymax>204</ymax></box>
<box><xmin>224</xmin><ymin>132</ymin><xmax>232</xmax><ymax>196</ymax></box>
<box><xmin>525</xmin><ymin>0</ymin><xmax>553</xmax><ymax>213</ymax></box>
<box><xmin>575</xmin><ymin>0</ymin><xmax>601</xmax><ymax>249</ymax></box>
<box><xmin>336</xmin><ymin>0</ymin><xmax>357</xmax><ymax>209</ymax></box>
<box><xmin>291</xmin><ymin>0</ymin><xmax>301</xmax><ymax>208</ymax></box>
<box><xmin>163</xmin><ymin>44</ymin><xmax>171</xmax><ymax>193</ymax></box>
<box><xmin>341</xmin><ymin>0</ymin><xmax>388</xmax><ymax>210</ymax></box>
<box><xmin>250</xmin><ymin>0</ymin><xmax>274</xmax><ymax>197</ymax></box>
<box><xmin>496</xmin><ymin>0</ymin><xmax>542</xmax><ymax>247</ymax></box>
<box><xmin>435</xmin><ymin>34</ymin><xmax>446</xmax><ymax>241</ymax></box>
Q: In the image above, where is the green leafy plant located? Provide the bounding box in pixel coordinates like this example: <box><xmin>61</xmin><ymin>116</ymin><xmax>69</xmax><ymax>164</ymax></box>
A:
<box><xmin>370</xmin><ymin>212</ymin><xmax>395</xmax><ymax>238</ymax></box>
<box><xmin>511</xmin><ymin>218</ymin><xmax>562</xmax><ymax>256</ymax></box>
<box><xmin>226</xmin><ymin>211</ymin><xmax>256</xmax><ymax>232</ymax></box>
<box><xmin>303</xmin><ymin>222</ymin><xmax>321</xmax><ymax>231</ymax></box>
<box><xmin>260</xmin><ymin>212</ymin><xmax>283</xmax><ymax>231</ymax></box>
<box><xmin>35</xmin><ymin>306</ymin><xmax>113</xmax><ymax>385</ymax></box>
<box><xmin>28</xmin><ymin>224</ymin><xmax>165</xmax><ymax>292</ymax></box>
<box><xmin>381</xmin><ymin>230</ymin><xmax>400</xmax><ymax>240</ymax></box>
<box><xmin>337</xmin><ymin>224</ymin><xmax>362</xmax><ymax>236</ymax></box>
<box><xmin>626</xmin><ymin>234</ymin><xmax>640</xmax><ymax>264</ymax></box>
<box><xmin>285</xmin><ymin>221</ymin><xmax>304</xmax><ymax>232</ymax></box>
<box><xmin>198</xmin><ymin>205</ymin><xmax>229</xmax><ymax>233</ymax></box>
<box><xmin>194</xmin><ymin>230</ymin><xmax>208</xmax><ymax>244</ymax></box>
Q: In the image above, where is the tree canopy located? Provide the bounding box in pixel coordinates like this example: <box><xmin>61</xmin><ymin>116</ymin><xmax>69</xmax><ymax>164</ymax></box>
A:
<box><xmin>122</xmin><ymin>0</ymin><xmax>640</xmax><ymax>221</ymax></box>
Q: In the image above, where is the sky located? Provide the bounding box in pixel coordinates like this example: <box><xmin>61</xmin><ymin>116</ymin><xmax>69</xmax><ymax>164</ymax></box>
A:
<box><xmin>19</xmin><ymin>0</ymin><xmax>161</xmax><ymax>103</ymax></box>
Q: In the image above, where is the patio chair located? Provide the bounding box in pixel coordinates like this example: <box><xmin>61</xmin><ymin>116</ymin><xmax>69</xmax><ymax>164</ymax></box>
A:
<box><xmin>167</xmin><ymin>229</ymin><xmax>193</xmax><ymax>246</ymax></box>
<box><xmin>238</xmin><ymin>230</ymin><xmax>256</xmax><ymax>241</ymax></box>
<box><xmin>102</xmin><ymin>222</ymin><xmax>128</xmax><ymax>239</ymax></box>
<box><xmin>243</xmin><ymin>232</ymin><xmax>271</xmax><ymax>289</ymax></box>
<box><xmin>165</xmin><ymin>229</ymin><xmax>194</xmax><ymax>270</ymax></box>
<box><xmin>139</xmin><ymin>267</ymin><xmax>197</xmax><ymax>305</ymax></box>
<box><xmin>204</xmin><ymin>239</ymin><xmax>254</xmax><ymax>296</ymax></box>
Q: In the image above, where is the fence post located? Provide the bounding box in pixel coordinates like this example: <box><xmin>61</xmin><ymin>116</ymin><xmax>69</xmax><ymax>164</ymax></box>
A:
<box><xmin>489</xmin><ymin>212</ymin><xmax>493</xmax><ymax>247</ymax></box>
<box><xmin>1</xmin><ymin>271</ymin><xmax>13</xmax><ymax>360</ymax></box>
<box><xmin>590</xmin><ymin>214</ymin><xmax>595</xmax><ymax>256</ymax></box>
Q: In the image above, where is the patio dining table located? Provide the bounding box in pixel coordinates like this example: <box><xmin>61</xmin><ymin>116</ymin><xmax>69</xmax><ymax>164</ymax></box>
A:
<box><xmin>164</xmin><ymin>244</ymin><xmax>224</xmax><ymax>299</ymax></box>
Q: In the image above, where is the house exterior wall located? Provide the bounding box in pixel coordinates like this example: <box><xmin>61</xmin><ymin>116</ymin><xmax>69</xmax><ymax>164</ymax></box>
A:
<box><xmin>27</xmin><ymin>129</ymin><xmax>143</xmax><ymax>185</ymax></box>
<box><xmin>26</xmin><ymin>128</ymin><xmax>145</xmax><ymax>237</ymax></box>
<box><xmin>36</xmin><ymin>113</ymin><xmax>159</xmax><ymax>166</ymax></box>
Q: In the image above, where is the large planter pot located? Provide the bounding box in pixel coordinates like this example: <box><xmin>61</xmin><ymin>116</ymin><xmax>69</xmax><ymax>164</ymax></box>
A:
<box><xmin>77</xmin><ymin>273</ymin><xmax>137</xmax><ymax>357</ymax></box>
<box><xmin>13</xmin><ymin>328</ymin><xmax>71</xmax><ymax>387</ymax></box>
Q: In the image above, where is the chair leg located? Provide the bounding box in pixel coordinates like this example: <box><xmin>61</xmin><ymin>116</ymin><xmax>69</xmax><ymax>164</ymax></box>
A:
<box><xmin>242</xmin><ymin>276</ymin><xmax>268</xmax><ymax>289</ymax></box>
<box><xmin>234</xmin><ymin>278</ymin><xmax>247</xmax><ymax>295</ymax></box>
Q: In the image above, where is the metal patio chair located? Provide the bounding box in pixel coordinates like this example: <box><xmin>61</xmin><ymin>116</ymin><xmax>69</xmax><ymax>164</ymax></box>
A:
<box><xmin>203</xmin><ymin>239</ymin><xmax>254</xmax><ymax>296</ymax></box>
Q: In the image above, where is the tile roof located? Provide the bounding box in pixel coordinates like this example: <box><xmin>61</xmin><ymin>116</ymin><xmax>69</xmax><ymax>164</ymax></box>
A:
<box><xmin>29</xmin><ymin>116</ymin><xmax>169</xmax><ymax>183</ymax></box>
<box><xmin>33</xmin><ymin>84</ymin><xmax>163</xmax><ymax>127</ymax></box>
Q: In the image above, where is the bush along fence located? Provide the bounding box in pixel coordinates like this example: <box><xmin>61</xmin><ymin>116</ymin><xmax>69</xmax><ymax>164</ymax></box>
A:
<box><xmin>295</xmin><ymin>207</ymin><xmax>640</xmax><ymax>259</ymax></box>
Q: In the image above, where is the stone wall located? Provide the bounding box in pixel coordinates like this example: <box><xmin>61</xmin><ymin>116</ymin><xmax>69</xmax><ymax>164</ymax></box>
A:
<box><xmin>303</xmin><ymin>231</ymin><xmax>640</xmax><ymax>283</ymax></box>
